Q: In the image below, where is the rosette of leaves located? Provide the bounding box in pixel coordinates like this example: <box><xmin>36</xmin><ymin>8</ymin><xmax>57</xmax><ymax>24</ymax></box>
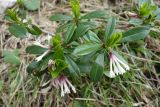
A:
<box><xmin>50</xmin><ymin>0</ymin><xmax>107</xmax><ymax>44</ymax></box>
<box><xmin>130</xmin><ymin>0</ymin><xmax>160</xmax><ymax>26</ymax></box>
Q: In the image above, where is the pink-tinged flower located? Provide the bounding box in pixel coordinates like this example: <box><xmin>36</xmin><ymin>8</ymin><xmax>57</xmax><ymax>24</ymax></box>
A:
<box><xmin>107</xmin><ymin>53</ymin><xmax>130</xmax><ymax>78</ymax></box>
<box><xmin>52</xmin><ymin>75</ymin><xmax>76</xmax><ymax>97</ymax></box>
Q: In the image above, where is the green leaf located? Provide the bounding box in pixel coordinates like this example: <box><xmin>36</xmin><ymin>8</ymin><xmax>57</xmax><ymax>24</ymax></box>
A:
<box><xmin>56</xmin><ymin>23</ymin><xmax>71</xmax><ymax>33</ymax></box>
<box><xmin>6</xmin><ymin>9</ymin><xmax>20</xmax><ymax>22</ymax></box>
<box><xmin>26</xmin><ymin>24</ymin><xmax>42</xmax><ymax>35</ymax></box>
<box><xmin>90</xmin><ymin>54</ymin><xmax>104</xmax><ymax>82</ymax></box>
<box><xmin>64</xmin><ymin>23</ymin><xmax>76</xmax><ymax>43</ymax></box>
<box><xmin>79</xmin><ymin>52</ymin><xmax>96</xmax><ymax>63</ymax></box>
<box><xmin>121</xmin><ymin>27</ymin><xmax>150</xmax><ymax>42</ymax></box>
<box><xmin>95</xmin><ymin>53</ymin><xmax>104</xmax><ymax>67</ymax></box>
<box><xmin>23</xmin><ymin>0</ymin><xmax>40</xmax><ymax>11</ymax></box>
<box><xmin>90</xmin><ymin>62</ymin><xmax>103</xmax><ymax>82</ymax></box>
<box><xmin>83</xmin><ymin>30</ymin><xmax>101</xmax><ymax>43</ymax></box>
<box><xmin>129</xmin><ymin>18</ymin><xmax>143</xmax><ymax>26</ymax></box>
<box><xmin>27</xmin><ymin>61</ymin><xmax>39</xmax><ymax>74</ymax></box>
<box><xmin>51</xmin><ymin>70</ymin><xmax>59</xmax><ymax>79</ymax></box>
<box><xmin>52</xmin><ymin>34</ymin><xmax>61</xmax><ymax>46</ymax></box>
<box><xmin>53</xmin><ymin>46</ymin><xmax>64</xmax><ymax>60</ymax></box>
<box><xmin>81</xmin><ymin>10</ymin><xmax>106</xmax><ymax>19</ymax></box>
<box><xmin>71</xmin><ymin>22</ymin><xmax>95</xmax><ymax>41</ymax></box>
<box><xmin>107</xmin><ymin>32</ymin><xmax>122</xmax><ymax>47</ymax></box>
<box><xmin>8</xmin><ymin>24</ymin><xmax>27</xmax><ymax>38</ymax></box>
<box><xmin>50</xmin><ymin>14</ymin><xmax>73</xmax><ymax>21</ymax></box>
<box><xmin>3</xmin><ymin>50</ymin><xmax>20</xmax><ymax>65</ymax></box>
<box><xmin>52</xmin><ymin>59</ymin><xmax>68</xmax><ymax>75</ymax></box>
<box><xmin>64</xmin><ymin>55</ymin><xmax>80</xmax><ymax>77</ymax></box>
<box><xmin>73</xmin><ymin>43</ymin><xmax>102</xmax><ymax>56</ymax></box>
<box><xmin>78</xmin><ymin>62</ymin><xmax>92</xmax><ymax>73</ymax></box>
<box><xmin>78</xmin><ymin>52</ymin><xmax>95</xmax><ymax>73</ymax></box>
<box><xmin>70</xmin><ymin>0</ymin><xmax>80</xmax><ymax>18</ymax></box>
<box><xmin>105</xmin><ymin>17</ymin><xmax>116</xmax><ymax>38</ymax></box>
<box><xmin>26</xmin><ymin>45</ymin><xmax>47</xmax><ymax>54</ymax></box>
<box><xmin>27</xmin><ymin>53</ymin><xmax>53</xmax><ymax>76</ymax></box>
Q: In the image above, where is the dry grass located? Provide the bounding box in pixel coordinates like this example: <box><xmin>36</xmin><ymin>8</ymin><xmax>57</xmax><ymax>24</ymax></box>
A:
<box><xmin>0</xmin><ymin>0</ymin><xmax>160</xmax><ymax>107</ymax></box>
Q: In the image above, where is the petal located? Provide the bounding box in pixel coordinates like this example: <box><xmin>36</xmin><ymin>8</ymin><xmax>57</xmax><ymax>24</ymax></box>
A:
<box><xmin>63</xmin><ymin>81</ymin><xmax>70</xmax><ymax>94</ymax></box>
<box><xmin>35</xmin><ymin>50</ymin><xmax>49</xmax><ymax>62</ymax></box>
<box><xmin>109</xmin><ymin>70</ymin><xmax>116</xmax><ymax>78</ymax></box>
<box><xmin>115</xmin><ymin>57</ymin><xmax>130</xmax><ymax>70</ymax></box>
<box><xmin>113</xmin><ymin>61</ymin><xmax>119</xmax><ymax>75</ymax></box>
<box><xmin>114</xmin><ymin>59</ymin><xmax>126</xmax><ymax>74</ymax></box>
<box><xmin>33</xmin><ymin>41</ymin><xmax>46</xmax><ymax>48</ymax></box>
<box><xmin>110</xmin><ymin>59</ymin><xmax>113</xmax><ymax>73</ymax></box>
<box><xmin>66</xmin><ymin>79</ymin><xmax>76</xmax><ymax>93</ymax></box>
<box><xmin>60</xmin><ymin>83</ymin><xmax>65</xmax><ymax>97</ymax></box>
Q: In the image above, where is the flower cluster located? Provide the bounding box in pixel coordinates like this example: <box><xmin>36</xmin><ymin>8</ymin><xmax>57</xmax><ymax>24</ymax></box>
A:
<box><xmin>52</xmin><ymin>75</ymin><xmax>76</xmax><ymax>97</ymax></box>
<box><xmin>107</xmin><ymin>52</ymin><xmax>130</xmax><ymax>78</ymax></box>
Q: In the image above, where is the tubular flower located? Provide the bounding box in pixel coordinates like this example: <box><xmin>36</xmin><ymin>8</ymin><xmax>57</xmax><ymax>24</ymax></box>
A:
<box><xmin>52</xmin><ymin>75</ymin><xmax>76</xmax><ymax>97</ymax></box>
<box><xmin>107</xmin><ymin>52</ymin><xmax>130</xmax><ymax>78</ymax></box>
<box><xmin>33</xmin><ymin>41</ymin><xmax>50</xmax><ymax>62</ymax></box>
<box><xmin>33</xmin><ymin>35</ymin><xmax>52</xmax><ymax>62</ymax></box>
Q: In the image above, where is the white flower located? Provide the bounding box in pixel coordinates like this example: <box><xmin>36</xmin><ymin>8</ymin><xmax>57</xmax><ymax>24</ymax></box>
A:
<box><xmin>107</xmin><ymin>52</ymin><xmax>130</xmax><ymax>78</ymax></box>
<box><xmin>125</xmin><ymin>11</ymin><xmax>138</xmax><ymax>17</ymax></box>
<box><xmin>35</xmin><ymin>51</ymin><xmax>49</xmax><ymax>62</ymax></box>
<box><xmin>33</xmin><ymin>41</ymin><xmax>50</xmax><ymax>62</ymax></box>
<box><xmin>52</xmin><ymin>75</ymin><xmax>76</xmax><ymax>97</ymax></box>
<box><xmin>0</xmin><ymin>0</ymin><xmax>17</xmax><ymax>14</ymax></box>
<box><xmin>33</xmin><ymin>34</ymin><xmax>52</xmax><ymax>62</ymax></box>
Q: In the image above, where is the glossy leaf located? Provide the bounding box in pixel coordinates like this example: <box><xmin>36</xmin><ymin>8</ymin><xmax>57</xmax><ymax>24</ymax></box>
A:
<box><xmin>121</xmin><ymin>27</ymin><xmax>150</xmax><ymax>42</ymax></box>
<box><xmin>27</xmin><ymin>61</ymin><xmax>39</xmax><ymax>74</ymax></box>
<box><xmin>56</xmin><ymin>23</ymin><xmax>71</xmax><ymax>33</ymax></box>
<box><xmin>64</xmin><ymin>55</ymin><xmax>80</xmax><ymax>77</ymax></box>
<box><xmin>78</xmin><ymin>62</ymin><xmax>92</xmax><ymax>73</ymax></box>
<box><xmin>81</xmin><ymin>10</ymin><xmax>106</xmax><ymax>19</ymax></box>
<box><xmin>71</xmin><ymin>22</ymin><xmax>95</xmax><ymax>41</ymax></box>
<box><xmin>73</xmin><ymin>43</ymin><xmax>102</xmax><ymax>56</ymax></box>
<box><xmin>26</xmin><ymin>24</ymin><xmax>42</xmax><ymax>35</ymax></box>
<box><xmin>129</xmin><ymin>18</ymin><xmax>143</xmax><ymax>26</ymax></box>
<box><xmin>83</xmin><ymin>30</ymin><xmax>101</xmax><ymax>43</ymax></box>
<box><xmin>27</xmin><ymin>53</ymin><xmax>53</xmax><ymax>76</ymax></box>
<box><xmin>26</xmin><ymin>45</ymin><xmax>47</xmax><ymax>54</ymax></box>
<box><xmin>64</xmin><ymin>23</ymin><xmax>76</xmax><ymax>43</ymax></box>
<box><xmin>90</xmin><ymin>62</ymin><xmax>103</xmax><ymax>82</ymax></box>
<box><xmin>95</xmin><ymin>53</ymin><xmax>104</xmax><ymax>67</ymax></box>
<box><xmin>50</xmin><ymin>14</ymin><xmax>73</xmax><ymax>21</ymax></box>
<box><xmin>8</xmin><ymin>24</ymin><xmax>27</xmax><ymax>38</ymax></box>
<box><xmin>105</xmin><ymin>17</ymin><xmax>116</xmax><ymax>38</ymax></box>
<box><xmin>90</xmin><ymin>53</ymin><xmax>104</xmax><ymax>82</ymax></box>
